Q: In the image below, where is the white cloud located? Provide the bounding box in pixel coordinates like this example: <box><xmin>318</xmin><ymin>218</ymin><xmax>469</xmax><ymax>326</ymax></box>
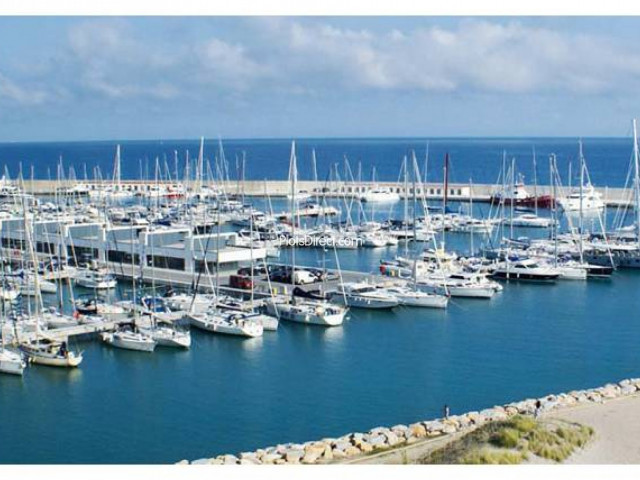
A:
<box><xmin>255</xmin><ymin>18</ymin><xmax>640</xmax><ymax>95</ymax></box>
<box><xmin>5</xmin><ymin>17</ymin><xmax>640</xmax><ymax>110</ymax></box>
<box><xmin>0</xmin><ymin>72</ymin><xmax>48</xmax><ymax>105</ymax></box>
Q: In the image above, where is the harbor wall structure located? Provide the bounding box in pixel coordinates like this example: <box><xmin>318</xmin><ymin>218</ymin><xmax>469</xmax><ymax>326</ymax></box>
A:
<box><xmin>15</xmin><ymin>180</ymin><xmax>640</xmax><ymax>207</ymax></box>
<box><xmin>180</xmin><ymin>378</ymin><xmax>640</xmax><ymax>465</ymax></box>
<box><xmin>0</xmin><ymin>218</ymin><xmax>267</xmax><ymax>289</ymax></box>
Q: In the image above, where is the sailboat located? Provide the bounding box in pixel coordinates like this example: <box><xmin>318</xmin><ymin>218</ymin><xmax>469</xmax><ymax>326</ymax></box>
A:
<box><xmin>16</xmin><ymin>192</ymin><xmax>83</xmax><ymax>368</ymax></box>
<box><xmin>1</xmin><ymin>317</ymin><xmax>26</xmax><ymax>375</ymax></box>
<box><xmin>136</xmin><ymin>224</ymin><xmax>191</xmax><ymax>349</ymax></box>
<box><xmin>101</xmin><ymin>322</ymin><xmax>157</xmax><ymax>352</ymax></box>
<box><xmin>88</xmin><ymin>145</ymin><xmax>135</xmax><ymax>201</ymax></box>
<box><xmin>264</xmin><ymin>141</ymin><xmax>348</xmax><ymax>327</ymax></box>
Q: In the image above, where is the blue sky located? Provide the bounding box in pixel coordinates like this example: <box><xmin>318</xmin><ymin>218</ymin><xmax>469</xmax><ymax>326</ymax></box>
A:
<box><xmin>1</xmin><ymin>16</ymin><xmax>640</xmax><ymax>141</ymax></box>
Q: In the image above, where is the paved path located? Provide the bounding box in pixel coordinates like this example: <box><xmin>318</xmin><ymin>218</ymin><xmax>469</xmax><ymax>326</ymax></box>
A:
<box><xmin>548</xmin><ymin>394</ymin><xmax>640</xmax><ymax>464</ymax></box>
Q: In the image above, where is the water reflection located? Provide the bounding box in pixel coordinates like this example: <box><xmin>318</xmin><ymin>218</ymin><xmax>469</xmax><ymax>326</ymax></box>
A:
<box><xmin>30</xmin><ymin>364</ymin><xmax>83</xmax><ymax>383</ymax></box>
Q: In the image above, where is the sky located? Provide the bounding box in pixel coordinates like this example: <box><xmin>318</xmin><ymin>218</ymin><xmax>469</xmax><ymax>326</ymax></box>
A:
<box><xmin>1</xmin><ymin>16</ymin><xmax>640</xmax><ymax>141</ymax></box>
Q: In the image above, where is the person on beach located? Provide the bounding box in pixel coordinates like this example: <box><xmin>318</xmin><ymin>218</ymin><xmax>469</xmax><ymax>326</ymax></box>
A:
<box><xmin>443</xmin><ymin>404</ymin><xmax>450</xmax><ymax>419</ymax></box>
<box><xmin>534</xmin><ymin>399</ymin><xmax>542</xmax><ymax>418</ymax></box>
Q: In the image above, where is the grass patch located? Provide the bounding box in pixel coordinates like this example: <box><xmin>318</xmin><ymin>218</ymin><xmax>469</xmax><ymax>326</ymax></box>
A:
<box><xmin>461</xmin><ymin>448</ymin><xmax>526</xmax><ymax>465</ymax></box>
<box><xmin>490</xmin><ymin>428</ymin><xmax>521</xmax><ymax>449</ymax></box>
<box><xmin>421</xmin><ymin>415</ymin><xmax>593</xmax><ymax>465</ymax></box>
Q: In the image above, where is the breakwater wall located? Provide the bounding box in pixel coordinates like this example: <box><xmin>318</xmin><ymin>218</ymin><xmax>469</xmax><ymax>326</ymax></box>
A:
<box><xmin>179</xmin><ymin>377</ymin><xmax>640</xmax><ymax>465</ymax></box>
<box><xmin>14</xmin><ymin>180</ymin><xmax>638</xmax><ymax>206</ymax></box>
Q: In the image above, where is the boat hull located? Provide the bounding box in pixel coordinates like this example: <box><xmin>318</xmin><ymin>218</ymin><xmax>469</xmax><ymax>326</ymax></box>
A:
<box><xmin>102</xmin><ymin>333</ymin><xmax>156</xmax><ymax>352</ymax></box>
<box><xmin>188</xmin><ymin>315</ymin><xmax>263</xmax><ymax>337</ymax></box>
<box><xmin>264</xmin><ymin>301</ymin><xmax>346</xmax><ymax>327</ymax></box>
<box><xmin>0</xmin><ymin>351</ymin><xmax>26</xmax><ymax>375</ymax></box>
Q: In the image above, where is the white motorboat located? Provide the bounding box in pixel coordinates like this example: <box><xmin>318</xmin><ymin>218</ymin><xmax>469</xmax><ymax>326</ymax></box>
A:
<box><xmin>188</xmin><ymin>311</ymin><xmax>264</xmax><ymax>338</ymax></box>
<box><xmin>417</xmin><ymin>272</ymin><xmax>500</xmax><ymax>299</ymax></box>
<box><xmin>360</xmin><ymin>187</ymin><xmax>401</xmax><ymax>203</ymax></box>
<box><xmin>557</xmin><ymin>183</ymin><xmax>604</xmax><ymax>212</ymax></box>
<box><xmin>554</xmin><ymin>263</ymin><xmax>588</xmax><ymax>280</ymax></box>
<box><xmin>329</xmin><ymin>282</ymin><xmax>399</xmax><ymax>309</ymax></box>
<box><xmin>163</xmin><ymin>291</ymin><xmax>214</xmax><ymax>315</ymax></box>
<box><xmin>74</xmin><ymin>267</ymin><xmax>117</xmax><ymax>290</ymax></box>
<box><xmin>20</xmin><ymin>339</ymin><xmax>83</xmax><ymax>367</ymax></box>
<box><xmin>509</xmin><ymin>213</ymin><xmax>555</xmax><ymax>228</ymax></box>
<box><xmin>491</xmin><ymin>258</ymin><xmax>561</xmax><ymax>282</ymax></box>
<box><xmin>101</xmin><ymin>328</ymin><xmax>157</xmax><ymax>352</ymax></box>
<box><xmin>360</xmin><ymin>231</ymin><xmax>389</xmax><ymax>248</ymax></box>
<box><xmin>0</xmin><ymin>347</ymin><xmax>26</xmax><ymax>375</ymax></box>
<box><xmin>385</xmin><ymin>285</ymin><xmax>449</xmax><ymax>309</ymax></box>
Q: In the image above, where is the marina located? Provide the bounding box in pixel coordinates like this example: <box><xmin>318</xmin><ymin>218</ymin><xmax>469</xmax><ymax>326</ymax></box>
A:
<box><xmin>2</xmin><ymin>133</ymin><xmax>640</xmax><ymax>463</ymax></box>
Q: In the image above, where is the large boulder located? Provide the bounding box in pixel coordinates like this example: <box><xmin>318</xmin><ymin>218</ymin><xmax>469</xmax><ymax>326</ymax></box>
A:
<box><xmin>424</xmin><ymin>421</ymin><xmax>445</xmax><ymax>434</ymax></box>
<box><xmin>359</xmin><ymin>441</ymin><xmax>374</xmax><ymax>453</ymax></box>
<box><xmin>344</xmin><ymin>446</ymin><xmax>361</xmax><ymax>457</ymax></box>
<box><xmin>409</xmin><ymin>423</ymin><xmax>427</xmax><ymax>438</ymax></box>
<box><xmin>222</xmin><ymin>454</ymin><xmax>239</xmax><ymax>465</ymax></box>
<box><xmin>284</xmin><ymin>450</ymin><xmax>304</xmax><ymax>464</ymax></box>
<box><xmin>260</xmin><ymin>453</ymin><xmax>283</xmax><ymax>464</ymax></box>
<box><xmin>384</xmin><ymin>431</ymin><xmax>401</xmax><ymax>447</ymax></box>
<box><xmin>368</xmin><ymin>435</ymin><xmax>388</xmax><ymax>449</ymax></box>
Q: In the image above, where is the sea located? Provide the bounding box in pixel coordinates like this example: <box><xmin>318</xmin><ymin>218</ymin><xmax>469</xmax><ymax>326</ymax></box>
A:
<box><xmin>0</xmin><ymin>137</ymin><xmax>637</xmax><ymax>187</ymax></box>
<box><xmin>1</xmin><ymin>138</ymin><xmax>640</xmax><ymax>464</ymax></box>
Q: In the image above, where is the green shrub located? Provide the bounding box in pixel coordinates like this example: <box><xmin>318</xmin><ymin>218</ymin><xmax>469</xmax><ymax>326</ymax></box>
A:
<box><xmin>508</xmin><ymin>415</ymin><xmax>537</xmax><ymax>434</ymax></box>
<box><xmin>462</xmin><ymin>448</ymin><xmax>525</xmax><ymax>465</ymax></box>
<box><xmin>490</xmin><ymin>428</ymin><xmax>521</xmax><ymax>449</ymax></box>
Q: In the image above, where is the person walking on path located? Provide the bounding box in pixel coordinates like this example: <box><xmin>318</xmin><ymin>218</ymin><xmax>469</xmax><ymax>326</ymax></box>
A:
<box><xmin>534</xmin><ymin>399</ymin><xmax>542</xmax><ymax>418</ymax></box>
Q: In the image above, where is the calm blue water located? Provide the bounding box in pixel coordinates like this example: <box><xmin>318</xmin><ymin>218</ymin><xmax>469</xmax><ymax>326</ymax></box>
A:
<box><xmin>2</xmin><ymin>264</ymin><xmax>640</xmax><ymax>464</ymax></box>
<box><xmin>1</xmin><ymin>138</ymin><xmax>640</xmax><ymax>464</ymax></box>
<box><xmin>0</xmin><ymin>137</ymin><xmax>637</xmax><ymax>187</ymax></box>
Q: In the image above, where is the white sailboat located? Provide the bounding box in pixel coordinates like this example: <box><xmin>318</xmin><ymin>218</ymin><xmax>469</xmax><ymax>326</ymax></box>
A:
<box><xmin>17</xmin><ymin>193</ymin><xmax>83</xmax><ymax>368</ymax></box>
<box><xmin>329</xmin><ymin>282</ymin><xmax>399</xmax><ymax>309</ymax></box>
<box><xmin>264</xmin><ymin>141</ymin><xmax>348</xmax><ymax>327</ymax></box>
<box><xmin>101</xmin><ymin>327</ymin><xmax>157</xmax><ymax>352</ymax></box>
<box><xmin>385</xmin><ymin>285</ymin><xmax>449</xmax><ymax>308</ymax></box>
<box><xmin>188</xmin><ymin>310</ymin><xmax>264</xmax><ymax>338</ymax></box>
<box><xmin>1</xmin><ymin>319</ymin><xmax>26</xmax><ymax>375</ymax></box>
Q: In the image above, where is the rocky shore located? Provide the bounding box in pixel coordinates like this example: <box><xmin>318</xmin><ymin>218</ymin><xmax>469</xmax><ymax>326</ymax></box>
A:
<box><xmin>179</xmin><ymin>378</ymin><xmax>640</xmax><ymax>465</ymax></box>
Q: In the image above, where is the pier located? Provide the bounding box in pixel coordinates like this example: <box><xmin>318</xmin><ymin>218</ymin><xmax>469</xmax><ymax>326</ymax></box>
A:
<box><xmin>15</xmin><ymin>179</ymin><xmax>638</xmax><ymax>207</ymax></box>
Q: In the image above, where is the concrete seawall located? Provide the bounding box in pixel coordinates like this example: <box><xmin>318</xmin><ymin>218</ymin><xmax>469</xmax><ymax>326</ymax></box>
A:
<box><xmin>17</xmin><ymin>180</ymin><xmax>638</xmax><ymax>207</ymax></box>
<box><xmin>180</xmin><ymin>378</ymin><xmax>640</xmax><ymax>465</ymax></box>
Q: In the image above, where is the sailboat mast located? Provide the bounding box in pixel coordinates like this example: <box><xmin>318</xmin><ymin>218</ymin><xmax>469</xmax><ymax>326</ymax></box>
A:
<box><xmin>579</xmin><ymin>140</ymin><xmax>584</xmax><ymax>259</ymax></box>
<box><xmin>113</xmin><ymin>144</ymin><xmax>121</xmax><ymax>188</ymax></box>
<box><xmin>510</xmin><ymin>158</ymin><xmax>515</xmax><ymax>240</ymax></box>
<box><xmin>551</xmin><ymin>154</ymin><xmax>558</xmax><ymax>264</ymax></box>
<box><xmin>532</xmin><ymin>146</ymin><xmax>538</xmax><ymax>216</ymax></box>
<box><xmin>633</xmin><ymin>119</ymin><xmax>640</xmax><ymax>249</ymax></box>
<box><xmin>443</xmin><ymin>153</ymin><xmax>449</xmax><ymax>209</ymax></box>
<box><xmin>403</xmin><ymin>155</ymin><xmax>409</xmax><ymax>256</ymax></box>
<box><xmin>290</xmin><ymin>142</ymin><xmax>297</xmax><ymax>293</ymax></box>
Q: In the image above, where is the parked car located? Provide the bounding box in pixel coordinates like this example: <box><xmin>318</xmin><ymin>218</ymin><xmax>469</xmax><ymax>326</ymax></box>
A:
<box><xmin>229</xmin><ymin>274</ymin><xmax>254</xmax><ymax>290</ymax></box>
<box><xmin>268</xmin><ymin>266</ymin><xmax>317</xmax><ymax>285</ymax></box>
